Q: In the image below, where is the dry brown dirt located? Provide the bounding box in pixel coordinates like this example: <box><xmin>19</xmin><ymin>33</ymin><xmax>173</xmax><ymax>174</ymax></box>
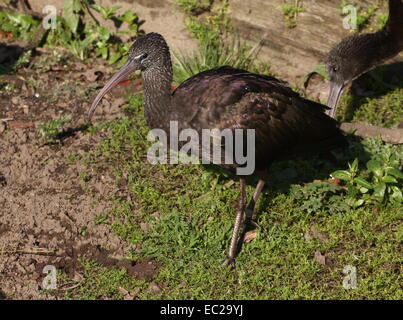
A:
<box><xmin>0</xmin><ymin>48</ymin><xmax>160</xmax><ymax>299</ymax></box>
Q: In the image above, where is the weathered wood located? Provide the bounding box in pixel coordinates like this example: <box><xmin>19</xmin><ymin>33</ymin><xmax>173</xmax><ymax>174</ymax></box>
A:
<box><xmin>230</xmin><ymin>0</ymin><xmax>403</xmax><ymax>81</ymax></box>
<box><xmin>22</xmin><ymin>0</ymin><xmax>403</xmax><ymax>81</ymax></box>
<box><xmin>340</xmin><ymin>122</ymin><xmax>403</xmax><ymax>144</ymax></box>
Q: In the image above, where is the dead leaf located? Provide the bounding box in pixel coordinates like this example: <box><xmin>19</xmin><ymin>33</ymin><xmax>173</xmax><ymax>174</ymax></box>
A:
<box><xmin>0</xmin><ymin>30</ymin><xmax>13</xmax><ymax>40</ymax></box>
<box><xmin>148</xmin><ymin>282</ymin><xmax>162</xmax><ymax>294</ymax></box>
<box><xmin>0</xmin><ymin>122</ymin><xmax>6</xmax><ymax>134</ymax></box>
<box><xmin>244</xmin><ymin>230</ymin><xmax>257</xmax><ymax>243</ymax></box>
<box><xmin>129</xmin><ymin>288</ymin><xmax>141</xmax><ymax>299</ymax></box>
<box><xmin>118</xmin><ymin>287</ymin><xmax>129</xmax><ymax>295</ymax></box>
<box><xmin>82</xmin><ymin>68</ymin><xmax>103</xmax><ymax>82</ymax></box>
<box><xmin>224</xmin><ymin>180</ymin><xmax>235</xmax><ymax>188</ymax></box>
<box><xmin>329</xmin><ymin>178</ymin><xmax>341</xmax><ymax>186</ymax></box>
<box><xmin>56</xmin><ymin>103</ymin><xmax>69</xmax><ymax>108</ymax></box>
<box><xmin>304</xmin><ymin>226</ymin><xmax>329</xmax><ymax>243</ymax></box>
<box><xmin>74</xmin><ymin>61</ymin><xmax>86</xmax><ymax>71</ymax></box>
<box><xmin>314</xmin><ymin>251</ymin><xmax>332</xmax><ymax>267</ymax></box>
<box><xmin>140</xmin><ymin>222</ymin><xmax>149</xmax><ymax>233</ymax></box>
<box><xmin>7</xmin><ymin>121</ymin><xmax>34</xmax><ymax>128</ymax></box>
<box><xmin>50</xmin><ymin>66</ymin><xmax>65</xmax><ymax>71</ymax></box>
<box><xmin>118</xmin><ymin>287</ymin><xmax>140</xmax><ymax>300</ymax></box>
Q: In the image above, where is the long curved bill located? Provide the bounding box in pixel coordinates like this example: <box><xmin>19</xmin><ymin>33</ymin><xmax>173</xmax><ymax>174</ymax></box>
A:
<box><xmin>87</xmin><ymin>59</ymin><xmax>137</xmax><ymax>120</ymax></box>
<box><xmin>326</xmin><ymin>81</ymin><xmax>344</xmax><ymax>118</ymax></box>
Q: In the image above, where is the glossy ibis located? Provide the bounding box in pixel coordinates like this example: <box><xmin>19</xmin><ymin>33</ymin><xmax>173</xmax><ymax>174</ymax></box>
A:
<box><xmin>326</xmin><ymin>0</ymin><xmax>403</xmax><ymax>118</ymax></box>
<box><xmin>89</xmin><ymin>33</ymin><xmax>346</xmax><ymax>267</ymax></box>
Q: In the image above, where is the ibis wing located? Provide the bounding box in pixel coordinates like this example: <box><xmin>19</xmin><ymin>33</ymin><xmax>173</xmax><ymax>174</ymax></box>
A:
<box><xmin>173</xmin><ymin>66</ymin><xmax>345</xmax><ymax>168</ymax></box>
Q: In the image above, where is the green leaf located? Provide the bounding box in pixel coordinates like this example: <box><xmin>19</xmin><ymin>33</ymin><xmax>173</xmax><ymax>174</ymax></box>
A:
<box><xmin>63</xmin><ymin>0</ymin><xmax>81</xmax><ymax>34</ymax></box>
<box><xmin>366</xmin><ymin>160</ymin><xmax>382</xmax><ymax>176</ymax></box>
<box><xmin>90</xmin><ymin>4</ymin><xmax>103</xmax><ymax>13</ymax></box>
<box><xmin>81</xmin><ymin>33</ymin><xmax>98</xmax><ymax>47</ymax></box>
<box><xmin>351</xmin><ymin>158</ymin><xmax>359</xmax><ymax>171</ymax></box>
<box><xmin>359</xmin><ymin>187</ymin><xmax>369</xmax><ymax>193</ymax></box>
<box><xmin>108</xmin><ymin>5</ymin><xmax>122</xmax><ymax>17</ymax></box>
<box><xmin>346</xmin><ymin>183</ymin><xmax>359</xmax><ymax>198</ymax></box>
<box><xmin>389</xmin><ymin>186</ymin><xmax>402</xmax><ymax>202</ymax></box>
<box><xmin>382</xmin><ymin>175</ymin><xmax>397</xmax><ymax>184</ymax></box>
<box><xmin>108</xmin><ymin>51</ymin><xmax>121</xmax><ymax>64</ymax></box>
<box><xmin>373</xmin><ymin>183</ymin><xmax>386</xmax><ymax>199</ymax></box>
<box><xmin>385</xmin><ymin>167</ymin><xmax>403</xmax><ymax>179</ymax></box>
<box><xmin>119</xmin><ymin>10</ymin><xmax>138</xmax><ymax>23</ymax></box>
<box><xmin>100</xmin><ymin>46</ymin><xmax>108</xmax><ymax>60</ymax></box>
<box><xmin>98</xmin><ymin>26</ymin><xmax>111</xmax><ymax>41</ymax></box>
<box><xmin>331</xmin><ymin>170</ymin><xmax>351</xmax><ymax>181</ymax></box>
<box><xmin>353</xmin><ymin>199</ymin><xmax>364</xmax><ymax>208</ymax></box>
<box><xmin>129</xmin><ymin>24</ymin><xmax>139</xmax><ymax>31</ymax></box>
<box><xmin>91</xmin><ymin>4</ymin><xmax>121</xmax><ymax>19</ymax></box>
<box><xmin>354</xmin><ymin>177</ymin><xmax>373</xmax><ymax>189</ymax></box>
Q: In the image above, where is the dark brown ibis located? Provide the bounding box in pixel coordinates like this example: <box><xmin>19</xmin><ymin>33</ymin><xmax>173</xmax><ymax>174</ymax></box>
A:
<box><xmin>89</xmin><ymin>32</ymin><xmax>347</xmax><ymax>267</ymax></box>
<box><xmin>326</xmin><ymin>0</ymin><xmax>403</xmax><ymax>118</ymax></box>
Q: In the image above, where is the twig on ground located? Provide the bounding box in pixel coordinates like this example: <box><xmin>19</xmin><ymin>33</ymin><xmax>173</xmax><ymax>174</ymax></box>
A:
<box><xmin>0</xmin><ymin>246</ymin><xmax>56</xmax><ymax>256</ymax></box>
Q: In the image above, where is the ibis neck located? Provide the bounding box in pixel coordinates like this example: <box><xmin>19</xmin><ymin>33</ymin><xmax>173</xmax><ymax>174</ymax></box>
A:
<box><xmin>141</xmin><ymin>61</ymin><xmax>175</xmax><ymax>130</ymax></box>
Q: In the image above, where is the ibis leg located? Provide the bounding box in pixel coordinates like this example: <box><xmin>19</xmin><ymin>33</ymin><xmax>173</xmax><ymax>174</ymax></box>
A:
<box><xmin>223</xmin><ymin>178</ymin><xmax>246</xmax><ymax>268</ymax></box>
<box><xmin>244</xmin><ymin>179</ymin><xmax>265</xmax><ymax>227</ymax></box>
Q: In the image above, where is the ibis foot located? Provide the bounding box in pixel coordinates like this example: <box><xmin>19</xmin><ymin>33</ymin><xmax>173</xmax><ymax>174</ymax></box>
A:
<box><xmin>222</xmin><ymin>257</ymin><xmax>236</xmax><ymax>270</ymax></box>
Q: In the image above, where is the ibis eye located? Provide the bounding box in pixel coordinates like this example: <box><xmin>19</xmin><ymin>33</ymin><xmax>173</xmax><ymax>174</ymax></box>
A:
<box><xmin>332</xmin><ymin>66</ymin><xmax>338</xmax><ymax>72</ymax></box>
<box><xmin>134</xmin><ymin>53</ymin><xmax>148</xmax><ymax>61</ymax></box>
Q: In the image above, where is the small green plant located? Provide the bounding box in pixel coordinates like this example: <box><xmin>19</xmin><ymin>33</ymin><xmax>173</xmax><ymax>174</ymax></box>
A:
<box><xmin>356</xmin><ymin>4</ymin><xmax>378</xmax><ymax>30</ymax></box>
<box><xmin>66</xmin><ymin>152</ymin><xmax>82</xmax><ymax>163</ymax></box>
<box><xmin>174</xmin><ymin>0</ymin><xmax>268</xmax><ymax>84</ymax></box>
<box><xmin>45</xmin><ymin>0</ymin><xmax>141</xmax><ymax>63</ymax></box>
<box><xmin>38</xmin><ymin>115</ymin><xmax>72</xmax><ymax>143</ymax></box>
<box><xmin>376</xmin><ymin>12</ymin><xmax>388</xmax><ymax>30</ymax></box>
<box><xmin>79</xmin><ymin>172</ymin><xmax>91</xmax><ymax>182</ymax></box>
<box><xmin>280</xmin><ymin>0</ymin><xmax>305</xmax><ymax>28</ymax></box>
<box><xmin>173</xmin><ymin>36</ymin><xmax>266</xmax><ymax>84</ymax></box>
<box><xmin>331</xmin><ymin>157</ymin><xmax>402</xmax><ymax>207</ymax></box>
<box><xmin>0</xmin><ymin>10</ymin><xmax>40</xmax><ymax>41</ymax></box>
<box><xmin>0</xmin><ymin>0</ymin><xmax>142</xmax><ymax>64</ymax></box>
<box><xmin>0</xmin><ymin>82</ymin><xmax>16</xmax><ymax>91</ymax></box>
<box><xmin>183</xmin><ymin>0</ymin><xmax>230</xmax><ymax>45</ymax></box>
<box><xmin>90</xmin><ymin>4</ymin><xmax>122</xmax><ymax>20</ymax></box>
<box><xmin>290</xmin><ymin>181</ymin><xmax>349</xmax><ymax>214</ymax></box>
<box><xmin>173</xmin><ymin>0</ymin><xmax>212</xmax><ymax>15</ymax></box>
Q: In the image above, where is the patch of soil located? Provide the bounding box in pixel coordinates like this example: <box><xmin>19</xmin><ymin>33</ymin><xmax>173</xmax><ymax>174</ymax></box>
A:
<box><xmin>0</xmin><ymin>47</ymin><xmax>158</xmax><ymax>299</ymax></box>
